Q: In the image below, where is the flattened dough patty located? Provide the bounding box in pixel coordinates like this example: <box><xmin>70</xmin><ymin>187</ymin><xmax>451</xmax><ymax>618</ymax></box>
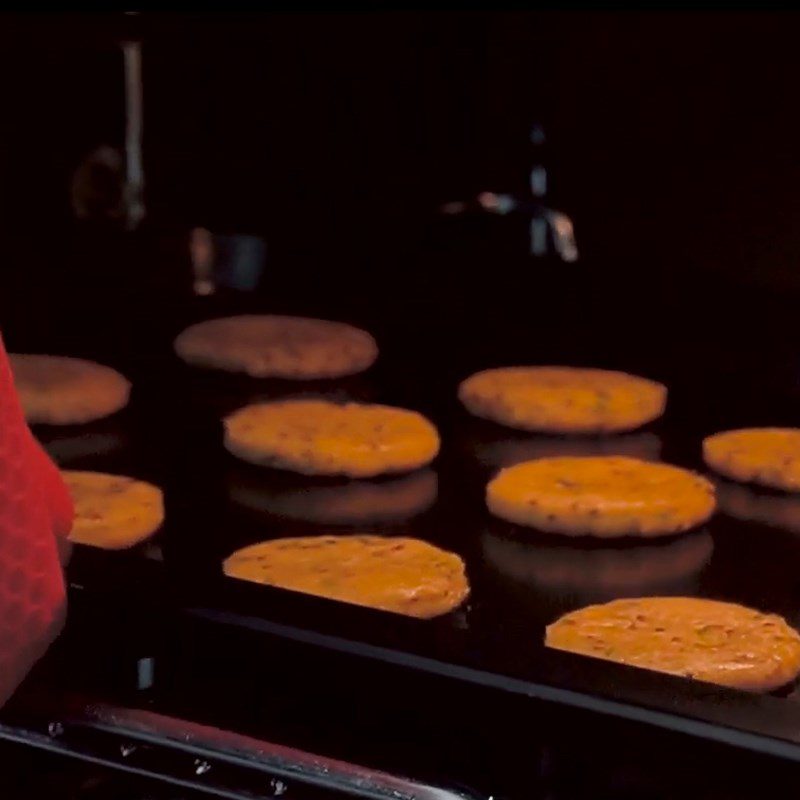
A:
<box><xmin>223</xmin><ymin>535</ymin><xmax>469</xmax><ymax>618</ymax></box>
<box><xmin>64</xmin><ymin>471</ymin><xmax>163</xmax><ymax>550</ymax></box>
<box><xmin>10</xmin><ymin>355</ymin><xmax>130</xmax><ymax>425</ymax></box>
<box><xmin>486</xmin><ymin>456</ymin><xmax>716</xmax><ymax>537</ymax></box>
<box><xmin>546</xmin><ymin>596</ymin><xmax>800</xmax><ymax>692</ymax></box>
<box><xmin>224</xmin><ymin>400</ymin><xmax>440</xmax><ymax>478</ymax></box>
<box><xmin>459</xmin><ymin>366</ymin><xmax>666</xmax><ymax>433</ymax></box>
<box><xmin>174</xmin><ymin>315</ymin><xmax>378</xmax><ymax>379</ymax></box>
<box><xmin>704</xmin><ymin>428</ymin><xmax>800</xmax><ymax>492</ymax></box>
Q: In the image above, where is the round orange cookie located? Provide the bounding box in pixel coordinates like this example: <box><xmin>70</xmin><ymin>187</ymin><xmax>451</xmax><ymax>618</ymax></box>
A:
<box><xmin>458</xmin><ymin>366</ymin><xmax>666</xmax><ymax>433</ymax></box>
<box><xmin>174</xmin><ymin>315</ymin><xmax>378</xmax><ymax>379</ymax></box>
<box><xmin>64</xmin><ymin>471</ymin><xmax>164</xmax><ymax>550</ymax></box>
<box><xmin>224</xmin><ymin>400</ymin><xmax>440</xmax><ymax>478</ymax></box>
<box><xmin>546</xmin><ymin>596</ymin><xmax>800</xmax><ymax>692</ymax></box>
<box><xmin>486</xmin><ymin>456</ymin><xmax>716</xmax><ymax>537</ymax></box>
<box><xmin>222</xmin><ymin>535</ymin><xmax>469</xmax><ymax>618</ymax></box>
<box><xmin>10</xmin><ymin>355</ymin><xmax>130</xmax><ymax>425</ymax></box>
<box><xmin>703</xmin><ymin>428</ymin><xmax>800</xmax><ymax>492</ymax></box>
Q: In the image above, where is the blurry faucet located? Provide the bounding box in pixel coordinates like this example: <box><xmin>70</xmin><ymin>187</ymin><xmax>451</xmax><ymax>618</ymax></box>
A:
<box><xmin>440</xmin><ymin>124</ymin><xmax>578</xmax><ymax>262</ymax></box>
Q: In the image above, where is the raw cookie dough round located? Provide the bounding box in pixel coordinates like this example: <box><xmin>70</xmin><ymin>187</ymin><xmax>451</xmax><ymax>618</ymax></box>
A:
<box><xmin>64</xmin><ymin>471</ymin><xmax>164</xmax><ymax>550</ymax></box>
<box><xmin>458</xmin><ymin>366</ymin><xmax>666</xmax><ymax>434</ymax></box>
<box><xmin>174</xmin><ymin>315</ymin><xmax>378</xmax><ymax>379</ymax></box>
<box><xmin>486</xmin><ymin>456</ymin><xmax>716</xmax><ymax>537</ymax></box>
<box><xmin>10</xmin><ymin>355</ymin><xmax>130</xmax><ymax>425</ymax></box>
<box><xmin>223</xmin><ymin>535</ymin><xmax>469</xmax><ymax>618</ymax></box>
<box><xmin>224</xmin><ymin>400</ymin><xmax>440</xmax><ymax>478</ymax></box>
<box><xmin>546</xmin><ymin>596</ymin><xmax>800</xmax><ymax>692</ymax></box>
<box><xmin>703</xmin><ymin>428</ymin><xmax>800</xmax><ymax>492</ymax></box>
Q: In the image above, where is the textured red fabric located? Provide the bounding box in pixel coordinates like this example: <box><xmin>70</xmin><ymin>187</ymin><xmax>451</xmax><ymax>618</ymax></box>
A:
<box><xmin>0</xmin><ymin>335</ymin><xmax>70</xmax><ymax>705</ymax></box>
<box><xmin>28</xmin><ymin>434</ymin><xmax>74</xmax><ymax>539</ymax></box>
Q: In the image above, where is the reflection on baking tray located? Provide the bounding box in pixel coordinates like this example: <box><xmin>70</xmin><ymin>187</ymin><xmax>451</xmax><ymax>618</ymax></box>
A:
<box><xmin>182</xmin><ymin>378</ymin><xmax>379</xmax><ymax>420</ymax></box>
<box><xmin>716</xmin><ymin>478</ymin><xmax>800</xmax><ymax>534</ymax></box>
<box><xmin>142</xmin><ymin>542</ymin><xmax>164</xmax><ymax>562</ymax></box>
<box><xmin>481</xmin><ymin>528</ymin><xmax>713</xmax><ymax>602</ymax></box>
<box><xmin>463</xmin><ymin>426</ymin><xmax>662</xmax><ymax>471</ymax></box>
<box><xmin>226</xmin><ymin>467</ymin><xmax>438</xmax><ymax>526</ymax></box>
<box><xmin>40</xmin><ymin>431</ymin><xmax>128</xmax><ymax>466</ymax></box>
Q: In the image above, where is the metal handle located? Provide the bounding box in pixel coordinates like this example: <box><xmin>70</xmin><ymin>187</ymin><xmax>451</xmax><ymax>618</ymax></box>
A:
<box><xmin>0</xmin><ymin>697</ymin><xmax>484</xmax><ymax>800</ymax></box>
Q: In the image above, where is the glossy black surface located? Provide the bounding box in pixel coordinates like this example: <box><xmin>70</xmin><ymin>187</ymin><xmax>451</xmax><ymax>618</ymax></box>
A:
<box><xmin>13</xmin><ymin>602</ymin><xmax>800</xmax><ymax>800</ymax></box>
<box><xmin>4</xmin><ymin>222</ymin><xmax>800</xmax><ymax>772</ymax></box>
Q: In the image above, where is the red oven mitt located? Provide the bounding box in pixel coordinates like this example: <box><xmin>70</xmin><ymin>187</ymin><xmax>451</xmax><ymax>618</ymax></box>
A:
<box><xmin>0</xmin><ymin>335</ymin><xmax>71</xmax><ymax>704</ymax></box>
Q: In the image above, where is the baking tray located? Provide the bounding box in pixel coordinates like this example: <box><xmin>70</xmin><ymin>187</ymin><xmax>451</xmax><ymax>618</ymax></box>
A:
<box><xmin>1</xmin><ymin>208</ymin><xmax>796</xmax><ymax>755</ymax></box>
<box><xmin>27</xmin><ymin>278</ymin><xmax>800</xmax><ymax>766</ymax></box>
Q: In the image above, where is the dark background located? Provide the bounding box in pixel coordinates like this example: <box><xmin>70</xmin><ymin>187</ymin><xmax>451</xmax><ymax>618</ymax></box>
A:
<box><xmin>2</xmin><ymin>11</ymin><xmax>800</xmax><ymax>367</ymax></box>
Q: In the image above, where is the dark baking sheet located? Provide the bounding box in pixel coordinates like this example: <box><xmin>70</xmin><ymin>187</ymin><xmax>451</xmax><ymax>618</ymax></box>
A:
<box><xmin>0</xmin><ymin>211</ymin><xmax>797</xmax><ymax>758</ymax></box>
<box><xmin>26</xmin><ymin>253</ymin><xmax>800</xmax><ymax>765</ymax></box>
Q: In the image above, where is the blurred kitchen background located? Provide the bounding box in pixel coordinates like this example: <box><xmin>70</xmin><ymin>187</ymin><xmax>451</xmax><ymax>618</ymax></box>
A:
<box><xmin>1</xmin><ymin>11</ymin><xmax>799</xmax><ymax>380</ymax></box>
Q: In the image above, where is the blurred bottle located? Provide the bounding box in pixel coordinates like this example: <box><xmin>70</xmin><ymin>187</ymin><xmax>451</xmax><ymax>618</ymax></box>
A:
<box><xmin>69</xmin><ymin>32</ymin><xmax>144</xmax><ymax>231</ymax></box>
<box><xmin>189</xmin><ymin>228</ymin><xmax>267</xmax><ymax>296</ymax></box>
